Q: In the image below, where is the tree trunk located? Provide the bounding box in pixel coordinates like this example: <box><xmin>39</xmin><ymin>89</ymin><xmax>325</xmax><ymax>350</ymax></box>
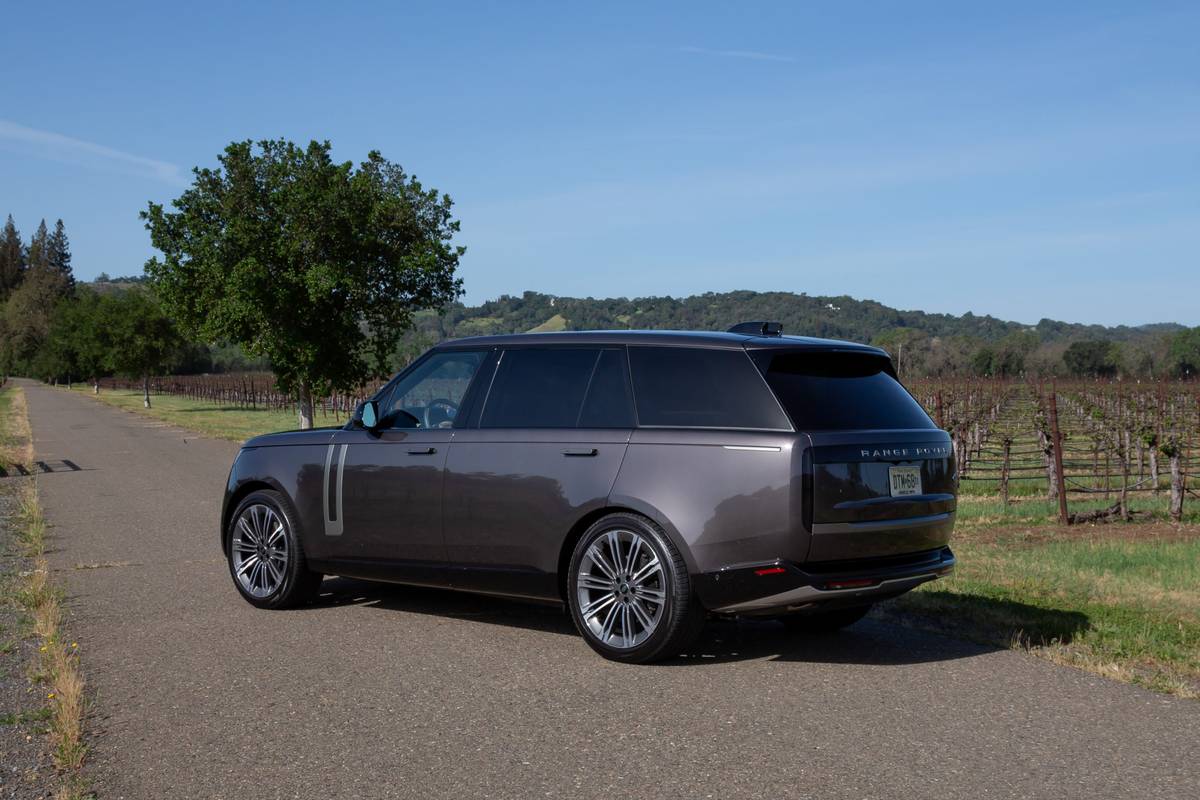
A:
<box><xmin>143</xmin><ymin>375</ymin><xmax>151</xmax><ymax>409</ymax></box>
<box><xmin>93</xmin><ymin>378</ymin><xmax>100</xmax><ymax>395</ymax></box>
<box><xmin>1150</xmin><ymin>448</ymin><xmax>1159</xmax><ymax>493</ymax></box>
<box><xmin>298</xmin><ymin>382</ymin><xmax>314</xmax><ymax>430</ymax></box>
<box><xmin>1169</xmin><ymin>452</ymin><xmax>1183</xmax><ymax>523</ymax></box>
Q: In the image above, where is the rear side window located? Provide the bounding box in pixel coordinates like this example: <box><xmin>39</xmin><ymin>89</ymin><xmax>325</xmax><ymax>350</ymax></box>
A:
<box><xmin>579</xmin><ymin>349</ymin><xmax>635</xmax><ymax>428</ymax></box>
<box><xmin>628</xmin><ymin>346</ymin><xmax>791</xmax><ymax>430</ymax></box>
<box><xmin>481</xmin><ymin>348</ymin><xmax>602</xmax><ymax>428</ymax></box>
<box><xmin>752</xmin><ymin>351</ymin><xmax>935</xmax><ymax>431</ymax></box>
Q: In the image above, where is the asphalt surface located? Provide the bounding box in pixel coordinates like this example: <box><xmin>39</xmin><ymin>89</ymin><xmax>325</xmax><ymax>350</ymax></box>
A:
<box><xmin>17</xmin><ymin>379</ymin><xmax>1199</xmax><ymax>800</ymax></box>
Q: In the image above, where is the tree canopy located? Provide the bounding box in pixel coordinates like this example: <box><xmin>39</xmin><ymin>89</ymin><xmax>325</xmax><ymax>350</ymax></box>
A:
<box><xmin>141</xmin><ymin>139</ymin><xmax>463</xmax><ymax>427</ymax></box>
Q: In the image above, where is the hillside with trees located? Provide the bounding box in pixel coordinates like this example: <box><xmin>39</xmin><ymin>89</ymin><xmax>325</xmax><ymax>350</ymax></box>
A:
<box><xmin>403</xmin><ymin>290</ymin><xmax>1192</xmax><ymax>379</ymax></box>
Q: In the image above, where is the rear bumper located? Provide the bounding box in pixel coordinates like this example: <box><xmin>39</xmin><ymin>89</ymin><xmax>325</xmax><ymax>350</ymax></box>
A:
<box><xmin>695</xmin><ymin>546</ymin><xmax>955</xmax><ymax>615</ymax></box>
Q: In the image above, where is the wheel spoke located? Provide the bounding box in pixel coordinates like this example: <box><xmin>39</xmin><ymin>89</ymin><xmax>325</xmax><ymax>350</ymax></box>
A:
<box><xmin>629</xmin><ymin>597</ymin><xmax>654</xmax><ymax>630</ymax></box>
<box><xmin>605</xmin><ymin>531</ymin><xmax>624</xmax><ymax>574</ymax></box>
<box><xmin>630</xmin><ymin>559</ymin><xmax>662</xmax><ymax>587</ymax></box>
<box><xmin>587</xmin><ymin>543</ymin><xmax>618</xmax><ymax>580</ymax></box>
<box><xmin>599</xmin><ymin>602</ymin><xmax>619</xmax><ymax>642</ymax></box>
<box><xmin>232</xmin><ymin>538</ymin><xmax>256</xmax><ymax>554</ymax></box>
<box><xmin>236</xmin><ymin>554</ymin><xmax>259</xmax><ymax>577</ymax></box>
<box><xmin>620</xmin><ymin>605</ymin><xmax>632</xmax><ymax>647</ymax></box>
<box><xmin>237</xmin><ymin>516</ymin><xmax>258</xmax><ymax>545</ymax></box>
<box><xmin>582</xmin><ymin>592</ymin><xmax>617</xmax><ymax>619</ymax></box>
<box><xmin>633</xmin><ymin>586</ymin><xmax>665</xmax><ymax>602</ymax></box>
<box><xmin>266</xmin><ymin>521</ymin><xmax>285</xmax><ymax>547</ymax></box>
<box><xmin>264</xmin><ymin>557</ymin><xmax>284</xmax><ymax>586</ymax></box>
<box><xmin>625</xmin><ymin>537</ymin><xmax>642</xmax><ymax>575</ymax></box>
<box><xmin>578</xmin><ymin>573</ymin><xmax>612</xmax><ymax>591</ymax></box>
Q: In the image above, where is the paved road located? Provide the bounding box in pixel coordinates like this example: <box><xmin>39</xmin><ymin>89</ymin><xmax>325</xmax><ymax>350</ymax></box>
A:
<box><xmin>18</xmin><ymin>379</ymin><xmax>1198</xmax><ymax>799</ymax></box>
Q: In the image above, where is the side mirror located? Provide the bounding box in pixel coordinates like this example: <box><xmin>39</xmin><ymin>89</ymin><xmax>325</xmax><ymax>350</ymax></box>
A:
<box><xmin>354</xmin><ymin>400</ymin><xmax>380</xmax><ymax>430</ymax></box>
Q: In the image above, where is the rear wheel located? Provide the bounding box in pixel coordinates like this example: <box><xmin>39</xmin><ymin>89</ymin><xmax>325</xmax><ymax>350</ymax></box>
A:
<box><xmin>226</xmin><ymin>489</ymin><xmax>323</xmax><ymax>609</ymax></box>
<box><xmin>779</xmin><ymin>604</ymin><xmax>872</xmax><ymax>633</ymax></box>
<box><xmin>567</xmin><ymin>512</ymin><xmax>704</xmax><ymax>663</ymax></box>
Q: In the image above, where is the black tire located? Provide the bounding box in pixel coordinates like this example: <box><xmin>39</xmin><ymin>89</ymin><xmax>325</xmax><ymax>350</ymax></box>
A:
<box><xmin>779</xmin><ymin>604</ymin><xmax>872</xmax><ymax>633</ymax></box>
<box><xmin>567</xmin><ymin>512</ymin><xmax>704</xmax><ymax>664</ymax></box>
<box><xmin>226</xmin><ymin>489</ymin><xmax>323</xmax><ymax>609</ymax></box>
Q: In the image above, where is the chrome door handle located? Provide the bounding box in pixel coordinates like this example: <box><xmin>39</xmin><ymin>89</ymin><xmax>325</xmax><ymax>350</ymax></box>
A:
<box><xmin>562</xmin><ymin>448</ymin><xmax>598</xmax><ymax>457</ymax></box>
<box><xmin>407</xmin><ymin>447</ymin><xmax>437</xmax><ymax>455</ymax></box>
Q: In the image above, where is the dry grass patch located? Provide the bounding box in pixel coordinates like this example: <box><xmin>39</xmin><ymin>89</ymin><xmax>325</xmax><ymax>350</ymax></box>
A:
<box><xmin>1</xmin><ymin>387</ymin><xmax>90</xmax><ymax>798</ymax></box>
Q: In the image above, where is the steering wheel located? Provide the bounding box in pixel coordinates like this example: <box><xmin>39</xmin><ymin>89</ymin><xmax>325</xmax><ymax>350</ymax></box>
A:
<box><xmin>423</xmin><ymin>398</ymin><xmax>459</xmax><ymax>429</ymax></box>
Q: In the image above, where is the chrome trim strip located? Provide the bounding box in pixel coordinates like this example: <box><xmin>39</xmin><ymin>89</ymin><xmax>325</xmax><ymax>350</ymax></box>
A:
<box><xmin>322</xmin><ymin>443</ymin><xmax>347</xmax><ymax>537</ymax></box>
<box><xmin>811</xmin><ymin>511</ymin><xmax>953</xmax><ymax>535</ymax></box>
<box><xmin>713</xmin><ymin>572</ymin><xmax>941</xmax><ymax>614</ymax></box>
<box><xmin>722</xmin><ymin>445</ymin><xmax>782</xmax><ymax>452</ymax></box>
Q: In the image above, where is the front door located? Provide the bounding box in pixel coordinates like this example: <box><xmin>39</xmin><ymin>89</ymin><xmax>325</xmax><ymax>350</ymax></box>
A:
<box><xmin>326</xmin><ymin>349</ymin><xmax>489</xmax><ymax>583</ymax></box>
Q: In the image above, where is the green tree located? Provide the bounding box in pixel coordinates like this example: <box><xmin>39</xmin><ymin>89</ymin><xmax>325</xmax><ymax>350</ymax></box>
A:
<box><xmin>2</xmin><ymin>260</ymin><xmax>74</xmax><ymax>373</ymax></box>
<box><xmin>142</xmin><ymin>139</ymin><xmax>463</xmax><ymax>428</ymax></box>
<box><xmin>26</xmin><ymin>219</ymin><xmax>49</xmax><ymax>271</ymax></box>
<box><xmin>0</xmin><ymin>215</ymin><xmax>25</xmax><ymax>300</ymax></box>
<box><xmin>38</xmin><ymin>289</ymin><xmax>111</xmax><ymax>390</ymax></box>
<box><xmin>1063</xmin><ymin>340</ymin><xmax>1121</xmax><ymax>378</ymax></box>
<box><xmin>102</xmin><ymin>289</ymin><xmax>183</xmax><ymax>408</ymax></box>
<box><xmin>46</xmin><ymin>219</ymin><xmax>75</xmax><ymax>291</ymax></box>
<box><xmin>1166</xmin><ymin>327</ymin><xmax>1200</xmax><ymax>378</ymax></box>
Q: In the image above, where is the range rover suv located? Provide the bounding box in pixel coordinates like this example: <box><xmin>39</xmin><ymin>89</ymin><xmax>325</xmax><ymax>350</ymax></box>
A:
<box><xmin>222</xmin><ymin>324</ymin><xmax>956</xmax><ymax>663</ymax></box>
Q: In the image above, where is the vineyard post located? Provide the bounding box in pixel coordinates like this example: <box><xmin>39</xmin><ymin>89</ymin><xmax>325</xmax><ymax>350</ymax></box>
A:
<box><xmin>1000</xmin><ymin>437</ymin><xmax>1011</xmax><ymax>506</ymax></box>
<box><xmin>1049</xmin><ymin>388</ymin><xmax>1069</xmax><ymax>525</ymax></box>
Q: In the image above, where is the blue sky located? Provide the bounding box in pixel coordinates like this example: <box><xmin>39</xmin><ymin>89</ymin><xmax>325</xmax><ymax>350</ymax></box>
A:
<box><xmin>2</xmin><ymin>1</ymin><xmax>1197</xmax><ymax>326</ymax></box>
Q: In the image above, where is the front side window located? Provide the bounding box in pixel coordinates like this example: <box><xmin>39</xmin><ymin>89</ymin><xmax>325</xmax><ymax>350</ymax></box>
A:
<box><xmin>628</xmin><ymin>346</ymin><xmax>791</xmax><ymax>430</ymax></box>
<box><xmin>381</xmin><ymin>350</ymin><xmax>486</xmax><ymax>429</ymax></box>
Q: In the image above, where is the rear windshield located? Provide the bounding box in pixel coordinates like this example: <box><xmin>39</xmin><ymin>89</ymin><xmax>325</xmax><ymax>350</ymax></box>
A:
<box><xmin>629</xmin><ymin>346</ymin><xmax>791</xmax><ymax>430</ymax></box>
<box><xmin>751</xmin><ymin>350</ymin><xmax>935</xmax><ymax>431</ymax></box>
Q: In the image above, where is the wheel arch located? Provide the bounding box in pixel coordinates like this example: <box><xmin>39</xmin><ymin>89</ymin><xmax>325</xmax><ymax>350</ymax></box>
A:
<box><xmin>555</xmin><ymin>501</ymin><xmax>698</xmax><ymax>604</ymax></box>
<box><xmin>221</xmin><ymin>478</ymin><xmax>290</xmax><ymax>556</ymax></box>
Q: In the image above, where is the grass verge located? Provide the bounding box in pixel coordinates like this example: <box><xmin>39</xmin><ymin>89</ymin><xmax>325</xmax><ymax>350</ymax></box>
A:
<box><xmin>886</xmin><ymin>520</ymin><xmax>1200</xmax><ymax>698</ymax></box>
<box><xmin>1</xmin><ymin>386</ymin><xmax>90</xmax><ymax>798</ymax></box>
<box><xmin>62</xmin><ymin>385</ymin><xmax>346</xmax><ymax>442</ymax></box>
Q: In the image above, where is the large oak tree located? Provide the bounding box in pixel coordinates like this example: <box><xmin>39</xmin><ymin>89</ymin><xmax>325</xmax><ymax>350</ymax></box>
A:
<box><xmin>142</xmin><ymin>139</ymin><xmax>463</xmax><ymax>428</ymax></box>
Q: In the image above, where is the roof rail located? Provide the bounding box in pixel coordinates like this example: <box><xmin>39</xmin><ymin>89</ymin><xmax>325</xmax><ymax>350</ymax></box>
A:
<box><xmin>727</xmin><ymin>321</ymin><xmax>783</xmax><ymax>337</ymax></box>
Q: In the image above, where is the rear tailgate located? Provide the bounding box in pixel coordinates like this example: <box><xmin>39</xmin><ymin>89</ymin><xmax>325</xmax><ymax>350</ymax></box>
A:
<box><xmin>807</xmin><ymin>430</ymin><xmax>956</xmax><ymax>561</ymax></box>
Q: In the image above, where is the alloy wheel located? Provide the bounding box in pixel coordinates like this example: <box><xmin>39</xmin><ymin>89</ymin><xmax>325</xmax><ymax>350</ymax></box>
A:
<box><xmin>575</xmin><ymin>529</ymin><xmax>666</xmax><ymax>648</ymax></box>
<box><xmin>231</xmin><ymin>503</ymin><xmax>289</xmax><ymax>598</ymax></box>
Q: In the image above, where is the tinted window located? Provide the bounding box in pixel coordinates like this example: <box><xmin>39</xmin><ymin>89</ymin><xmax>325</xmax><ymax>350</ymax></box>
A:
<box><xmin>753</xmin><ymin>351</ymin><xmax>935</xmax><ymax>431</ymax></box>
<box><xmin>579</xmin><ymin>349</ymin><xmax>635</xmax><ymax>428</ymax></box>
<box><xmin>628</xmin><ymin>347</ymin><xmax>791</xmax><ymax>430</ymax></box>
<box><xmin>481</xmin><ymin>348</ymin><xmax>598</xmax><ymax>428</ymax></box>
<box><xmin>382</xmin><ymin>350</ymin><xmax>486</xmax><ymax>429</ymax></box>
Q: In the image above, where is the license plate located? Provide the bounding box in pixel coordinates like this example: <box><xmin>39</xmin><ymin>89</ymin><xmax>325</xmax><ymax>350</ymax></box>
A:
<box><xmin>889</xmin><ymin>466</ymin><xmax>922</xmax><ymax>497</ymax></box>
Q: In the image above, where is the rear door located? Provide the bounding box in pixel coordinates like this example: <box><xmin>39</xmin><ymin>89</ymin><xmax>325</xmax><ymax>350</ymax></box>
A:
<box><xmin>443</xmin><ymin>346</ymin><xmax>634</xmax><ymax>600</ymax></box>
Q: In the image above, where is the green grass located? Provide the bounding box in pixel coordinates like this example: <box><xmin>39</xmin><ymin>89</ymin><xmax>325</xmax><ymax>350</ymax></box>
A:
<box><xmin>65</xmin><ymin>386</ymin><xmax>347</xmax><ymax>442</ymax></box>
<box><xmin>957</xmin><ymin>493</ymin><xmax>1200</xmax><ymax>526</ymax></box>
<box><xmin>890</xmin><ymin>526</ymin><xmax>1200</xmax><ymax>697</ymax></box>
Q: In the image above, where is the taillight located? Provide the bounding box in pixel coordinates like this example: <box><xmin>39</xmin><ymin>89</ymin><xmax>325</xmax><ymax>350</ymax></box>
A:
<box><xmin>754</xmin><ymin>566</ymin><xmax>787</xmax><ymax>576</ymax></box>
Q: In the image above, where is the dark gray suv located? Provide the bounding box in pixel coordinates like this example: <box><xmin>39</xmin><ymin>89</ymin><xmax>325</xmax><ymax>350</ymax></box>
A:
<box><xmin>222</xmin><ymin>324</ymin><xmax>956</xmax><ymax>662</ymax></box>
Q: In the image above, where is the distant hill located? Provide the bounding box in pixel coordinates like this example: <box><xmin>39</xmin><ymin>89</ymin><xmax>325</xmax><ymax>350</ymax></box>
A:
<box><xmin>400</xmin><ymin>290</ymin><xmax>1185</xmax><ymax>378</ymax></box>
<box><xmin>411</xmin><ymin>290</ymin><xmax>1180</xmax><ymax>346</ymax></box>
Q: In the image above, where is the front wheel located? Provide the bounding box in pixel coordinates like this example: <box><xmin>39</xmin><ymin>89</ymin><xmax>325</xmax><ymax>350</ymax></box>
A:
<box><xmin>226</xmin><ymin>490</ymin><xmax>323</xmax><ymax>609</ymax></box>
<box><xmin>567</xmin><ymin>512</ymin><xmax>704</xmax><ymax>663</ymax></box>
